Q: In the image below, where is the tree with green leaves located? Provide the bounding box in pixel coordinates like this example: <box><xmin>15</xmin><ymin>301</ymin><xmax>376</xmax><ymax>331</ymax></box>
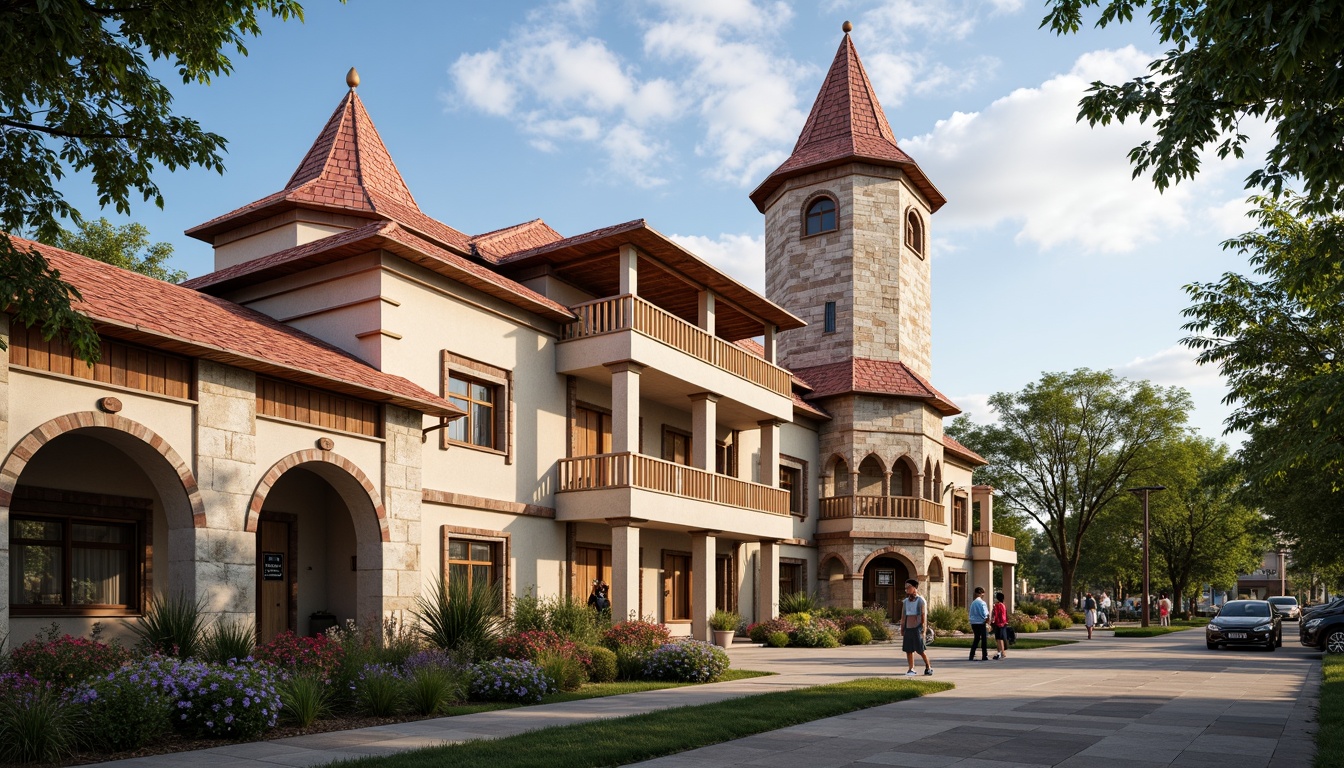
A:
<box><xmin>1</xmin><ymin>0</ymin><xmax>311</xmax><ymax>361</ymax></box>
<box><xmin>1182</xmin><ymin>195</ymin><xmax>1344</xmax><ymax>563</ymax></box>
<box><xmin>1072</xmin><ymin>499</ymin><xmax>1142</xmax><ymax>605</ymax></box>
<box><xmin>1043</xmin><ymin>1</ymin><xmax>1344</xmax><ymax>215</ymax></box>
<box><xmin>946</xmin><ymin>369</ymin><xmax>1192</xmax><ymax>609</ymax></box>
<box><xmin>49</xmin><ymin>218</ymin><xmax>187</xmax><ymax>283</ymax></box>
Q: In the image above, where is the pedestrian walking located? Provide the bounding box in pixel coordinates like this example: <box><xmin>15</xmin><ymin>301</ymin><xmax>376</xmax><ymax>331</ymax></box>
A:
<box><xmin>1083</xmin><ymin>592</ymin><xmax>1097</xmax><ymax>639</ymax></box>
<box><xmin>991</xmin><ymin>591</ymin><xmax>1010</xmax><ymax>660</ymax></box>
<box><xmin>901</xmin><ymin>579</ymin><xmax>934</xmax><ymax>676</ymax></box>
<box><xmin>1159</xmin><ymin>593</ymin><xmax>1172</xmax><ymax>626</ymax></box>
<box><xmin>968</xmin><ymin>586</ymin><xmax>990</xmax><ymax>661</ymax></box>
<box><xmin>1099</xmin><ymin>591</ymin><xmax>1112</xmax><ymax>627</ymax></box>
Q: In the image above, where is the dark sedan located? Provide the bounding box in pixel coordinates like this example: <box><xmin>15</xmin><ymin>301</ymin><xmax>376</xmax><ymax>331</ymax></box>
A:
<box><xmin>1206</xmin><ymin>600</ymin><xmax>1282</xmax><ymax>651</ymax></box>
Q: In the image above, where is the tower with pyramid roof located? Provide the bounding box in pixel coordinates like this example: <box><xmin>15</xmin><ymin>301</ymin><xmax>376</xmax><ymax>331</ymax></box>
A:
<box><xmin>752</xmin><ymin>25</ymin><xmax>969</xmax><ymax>613</ymax></box>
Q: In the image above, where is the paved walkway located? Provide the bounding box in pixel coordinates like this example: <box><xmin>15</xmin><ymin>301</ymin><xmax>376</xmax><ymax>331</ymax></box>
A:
<box><xmin>89</xmin><ymin>628</ymin><xmax>1322</xmax><ymax>768</ymax></box>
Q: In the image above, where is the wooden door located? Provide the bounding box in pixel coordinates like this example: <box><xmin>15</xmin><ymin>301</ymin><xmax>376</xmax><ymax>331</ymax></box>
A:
<box><xmin>258</xmin><ymin>520</ymin><xmax>291</xmax><ymax>644</ymax></box>
<box><xmin>575</xmin><ymin>545</ymin><xmax>611</xmax><ymax>598</ymax></box>
<box><xmin>662</xmin><ymin>430</ymin><xmax>691</xmax><ymax>466</ymax></box>
<box><xmin>574</xmin><ymin>407</ymin><xmax>611</xmax><ymax>456</ymax></box>
<box><xmin>662</xmin><ymin>553</ymin><xmax>691</xmax><ymax>621</ymax></box>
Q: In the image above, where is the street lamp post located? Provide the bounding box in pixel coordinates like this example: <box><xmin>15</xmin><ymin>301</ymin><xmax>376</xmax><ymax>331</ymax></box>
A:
<box><xmin>1128</xmin><ymin>486</ymin><xmax>1166</xmax><ymax>628</ymax></box>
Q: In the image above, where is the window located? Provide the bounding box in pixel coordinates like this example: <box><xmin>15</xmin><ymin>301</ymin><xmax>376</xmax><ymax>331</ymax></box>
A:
<box><xmin>952</xmin><ymin>496</ymin><xmax>969</xmax><ymax>534</ymax></box>
<box><xmin>950</xmin><ymin>571</ymin><xmax>967</xmax><ymax>609</ymax></box>
<box><xmin>804</xmin><ymin>197</ymin><xmax>837</xmax><ymax>236</ymax></box>
<box><xmin>662</xmin><ymin>427</ymin><xmax>691</xmax><ymax>466</ymax></box>
<box><xmin>663</xmin><ymin>552</ymin><xmax>691</xmax><ymax>621</ymax></box>
<box><xmin>905</xmin><ymin>209</ymin><xmax>925</xmax><ymax>256</ymax></box>
<box><xmin>10</xmin><ymin>516</ymin><xmax>138</xmax><ymax>612</ymax></box>
<box><xmin>574</xmin><ymin>406</ymin><xmax>612</xmax><ymax>456</ymax></box>
<box><xmin>715</xmin><ymin>432</ymin><xmax>739</xmax><ymax>477</ymax></box>
<box><xmin>716</xmin><ymin>554</ymin><xmax>736</xmax><ymax>612</ymax></box>
<box><xmin>442</xmin><ymin>352</ymin><xmax>512</xmax><ymax>458</ymax></box>
<box><xmin>824</xmin><ymin>301</ymin><xmax>836</xmax><ymax>334</ymax></box>
<box><xmin>446</xmin><ymin>539</ymin><xmax>499</xmax><ymax>590</ymax></box>
<box><xmin>779</xmin><ymin>561</ymin><xmax>805</xmax><ymax>597</ymax></box>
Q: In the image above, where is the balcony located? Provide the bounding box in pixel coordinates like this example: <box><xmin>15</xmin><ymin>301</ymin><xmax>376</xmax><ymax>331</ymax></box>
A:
<box><xmin>819</xmin><ymin>495</ymin><xmax>945</xmax><ymax>524</ymax></box>
<box><xmin>559</xmin><ymin>295</ymin><xmax>792</xmax><ymax>419</ymax></box>
<box><xmin>972</xmin><ymin>530</ymin><xmax>1018</xmax><ymax>564</ymax></box>
<box><xmin>555</xmin><ymin>452</ymin><xmax>793</xmax><ymax>539</ymax></box>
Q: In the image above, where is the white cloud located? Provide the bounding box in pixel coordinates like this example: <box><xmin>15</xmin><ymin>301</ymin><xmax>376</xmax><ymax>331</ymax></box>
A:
<box><xmin>1203</xmin><ymin>196</ymin><xmax>1260</xmax><ymax>241</ymax></box>
<box><xmin>949</xmin><ymin>392</ymin><xmax>996</xmax><ymax>425</ymax></box>
<box><xmin>1115</xmin><ymin>345</ymin><xmax>1223</xmax><ymax>392</ymax></box>
<box><xmin>668</xmin><ymin>232</ymin><xmax>766</xmax><ymax>291</ymax></box>
<box><xmin>903</xmin><ymin>47</ymin><xmax>1271</xmax><ymax>254</ymax></box>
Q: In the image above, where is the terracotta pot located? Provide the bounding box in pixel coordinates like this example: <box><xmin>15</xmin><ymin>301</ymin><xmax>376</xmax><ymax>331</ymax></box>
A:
<box><xmin>713</xmin><ymin>629</ymin><xmax>735</xmax><ymax>648</ymax></box>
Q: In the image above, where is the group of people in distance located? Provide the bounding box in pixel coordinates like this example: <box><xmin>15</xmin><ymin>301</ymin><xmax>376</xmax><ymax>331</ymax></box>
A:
<box><xmin>899</xmin><ymin>579</ymin><xmax>1015</xmax><ymax>675</ymax></box>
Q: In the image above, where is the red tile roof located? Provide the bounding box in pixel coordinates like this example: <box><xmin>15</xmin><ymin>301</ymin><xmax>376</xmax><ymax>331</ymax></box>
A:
<box><xmin>471</xmin><ymin>219</ymin><xmax>564</xmax><ymax>263</ymax></box>
<box><xmin>943</xmin><ymin>435</ymin><xmax>988</xmax><ymax>467</ymax></box>
<box><xmin>731</xmin><ymin>339</ymin><xmax>830</xmax><ymax>419</ymax></box>
<box><xmin>185</xmin><ymin>89</ymin><xmax>472</xmax><ymax>254</ymax></box>
<box><xmin>182</xmin><ymin>222</ymin><xmax>573</xmax><ymax>322</ymax></box>
<box><xmin>791</xmin><ymin>357</ymin><xmax>961</xmax><ymax>415</ymax></box>
<box><xmin>11</xmin><ymin>236</ymin><xmax>462</xmax><ymax>418</ymax></box>
<box><xmin>749</xmin><ymin>33</ymin><xmax>945</xmax><ymax>213</ymax></box>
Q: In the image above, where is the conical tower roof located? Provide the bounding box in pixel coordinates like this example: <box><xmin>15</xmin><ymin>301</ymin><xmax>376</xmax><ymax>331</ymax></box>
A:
<box><xmin>188</xmin><ymin>77</ymin><xmax>470</xmax><ymax>253</ymax></box>
<box><xmin>749</xmin><ymin>30</ymin><xmax>945</xmax><ymax>213</ymax></box>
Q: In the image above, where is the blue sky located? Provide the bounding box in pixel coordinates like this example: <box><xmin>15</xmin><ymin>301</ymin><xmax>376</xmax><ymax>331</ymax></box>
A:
<box><xmin>60</xmin><ymin>0</ymin><xmax>1271</xmax><ymax>444</ymax></box>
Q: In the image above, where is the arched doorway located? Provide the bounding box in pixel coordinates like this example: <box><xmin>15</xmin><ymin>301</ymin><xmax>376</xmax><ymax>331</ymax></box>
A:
<box><xmin>862</xmin><ymin>554</ymin><xmax>911</xmax><ymax>620</ymax></box>
<box><xmin>857</xmin><ymin>455</ymin><xmax>884</xmax><ymax>495</ymax></box>
<box><xmin>249</xmin><ymin>454</ymin><xmax>385</xmax><ymax>643</ymax></box>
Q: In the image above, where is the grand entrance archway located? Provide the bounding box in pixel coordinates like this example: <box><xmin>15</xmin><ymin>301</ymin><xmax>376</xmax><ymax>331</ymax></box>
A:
<box><xmin>862</xmin><ymin>555</ymin><xmax>911</xmax><ymax>619</ymax></box>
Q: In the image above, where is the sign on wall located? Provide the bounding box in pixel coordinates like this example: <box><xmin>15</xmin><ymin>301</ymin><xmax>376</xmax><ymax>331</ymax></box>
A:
<box><xmin>876</xmin><ymin>570</ymin><xmax>895</xmax><ymax>587</ymax></box>
<box><xmin>263</xmin><ymin>552</ymin><xmax>284</xmax><ymax>581</ymax></box>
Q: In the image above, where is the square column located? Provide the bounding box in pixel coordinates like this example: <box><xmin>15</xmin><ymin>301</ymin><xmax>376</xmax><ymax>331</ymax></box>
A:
<box><xmin>1002</xmin><ymin>562</ymin><xmax>1016</xmax><ymax>614</ymax></box>
<box><xmin>619</xmin><ymin>244</ymin><xmax>638</xmax><ymax>296</ymax></box>
<box><xmin>610</xmin><ymin>521</ymin><xmax>641</xmax><ymax>622</ymax></box>
<box><xmin>690</xmin><ymin>392</ymin><xmax>719</xmax><ymax>471</ymax></box>
<box><xmin>691</xmin><ymin>531</ymin><xmax>717</xmax><ymax>641</ymax></box>
<box><xmin>757</xmin><ymin>419</ymin><xmax>781</xmax><ymax>486</ymax></box>
<box><xmin>973</xmin><ymin>485</ymin><xmax>994</xmax><ymax>533</ymax></box>
<box><xmin>762</xmin><ymin>324</ymin><xmax>777</xmax><ymax>364</ymax></box>
<box><xmin>698</xmin><ymin>290</ymin><xmax>716</xmax><ymax>335</ymax></box>
<box><xmin>606</xmin><ymin>361</ymin><xmax>643</xmax><ymax>454</ymax></box>
<box><xmin>759</xmin><ymin>539</ymin><xmax>780</xmax><ymax>621</ymax></box>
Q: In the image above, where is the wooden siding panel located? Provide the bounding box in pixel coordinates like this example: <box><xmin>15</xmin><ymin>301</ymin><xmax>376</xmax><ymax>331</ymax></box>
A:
<box><xmin>257</xmin><ymin>377</ymin><xmax>379</xmax><ymax>437</ymax></box>
<box><xmin>7</xmin><ymin>323</ymin><xmax>191</xmax><ymax>399</ymax></box>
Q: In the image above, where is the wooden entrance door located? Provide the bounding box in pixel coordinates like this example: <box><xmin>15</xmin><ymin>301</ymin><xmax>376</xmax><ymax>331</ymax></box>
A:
<box><xmin>662</xmin><ymin>553</ymin><xmax>691</xmax><ymax>622</ymax></box>
<box><xmin>575</xmin><ymin>545</ymin><xmax>611</xmax><ymax>598</ymax></box>
<box><xmin>257</xmin><ymin>520</ymin><xmax>292</xmax><ymax>644</ymax></box>
<box><xmin>862</xmin><ymin>557</ymin><xmax>908</xmax><ymax>620</ymax></box>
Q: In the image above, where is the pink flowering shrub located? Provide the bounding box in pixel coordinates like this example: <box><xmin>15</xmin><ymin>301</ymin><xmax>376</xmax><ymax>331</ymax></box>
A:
<box><xmin>497</xmin><ymin>630</ymin><xmax>591</xmax><ymax>666</ymax></box>
<box><xmin>253</xmin><ymin>631</ymin><xmax>344</xmax><ymax>680</ymax></box>
<box><xmin>602</xmin><ymin>621</ymin><xmax>672</xmax><ymax>651</ymax></box>
<box><xmin>8</xmin><ymin>633</ymin><xmax>131</xmax><ymax>685</ymax></box>
<box><xmin>747</xmin><ymin>616</ymin><xmax>798</xmax><ymax>644</ymax></box>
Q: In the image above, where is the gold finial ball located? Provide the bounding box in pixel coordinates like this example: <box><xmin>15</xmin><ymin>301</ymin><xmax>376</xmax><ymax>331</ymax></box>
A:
<box><xmin>842</xmin><ymin>20</ymin><xmax>853</xmax><ymax>33</ymax></box>
<box><xmin>346</xmin><ymin>67</ymin><xmax>360</xmax><ymax>89</ymax></box>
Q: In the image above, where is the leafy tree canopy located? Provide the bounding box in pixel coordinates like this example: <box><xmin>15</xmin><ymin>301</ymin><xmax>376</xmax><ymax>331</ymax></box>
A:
<box><xmin>1</xmin><ymin>0</ymin><xmax>309</xmax><ymax>360</ymax></box>
<box><xmin>50</xmin><ymin>218</ymin><xmax>186</xmax><ymax>283</ymax></box>
<box><xmin>947</xmin><ymin>369</ymin><xmax>1192</xmax><ymax>609</ymax></box>
<box><xmin>1043</xmin><ymin>1</ymin><xmax>1344</xmax><ymax>215</ymax></box>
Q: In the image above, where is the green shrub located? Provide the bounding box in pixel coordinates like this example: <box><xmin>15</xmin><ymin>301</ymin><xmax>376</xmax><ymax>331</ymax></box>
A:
<box><xmin>405</xmin><ymin>666</ymin><xmax>464</xmax><ymax>716</ymax></box>
<box><xmin>928</xmin><ymin>605</ymin><xmax>971</xmax><ymax>633</ymax></box>
<box><xmin>818</xmin><ymin>608</ymin><xmax>891</xmax><ymax>641</ymax></box>
<box><xmin>510</xmin><ymin>587</ymin><xmax>606</xmax><ymax>645</ymax></box>
<box><xmin>779</xmin><ymin>591</ymin><xmax>819</xmax><ymax>614</ymax></box>
<box><xmin>765</xmin><ymin>631</ymin><xmax>790</xmax><ymax>648</ymax></box>
<box><xmin>0</xmin><ymin>684</ymin><xmax>82</xmax><ymax>763</ymax></box>
<box><xmin>536</xmin><ymin>649</ymin><xmax>587</xmax><ymax>691</ymax></box>
<box><xmin>202</xmin><ymin>618</ymin><xmax>255</xmax><ymax>665</ymax></box>
<box><xmin>278</xmin><ymin>673</ymin><xmax>332</xmax><ymax>727</ymax></box>
<box><xmin>352</xmin><ymin>664</ymin><xmax>405</xmax><ymax>717</ymax></box>
<box><xmin>80</xmin><ymin>658</ymin><xmax>176</xmax><ymax>750</ymax></box>
<box><xmin>748</xmin><ymin>617</ymin><xmax>797</xmax><ymax>643</ymax></box>
<box><xmin>614</xmin><ymin>646</ymin><xmax>647</xmax><ymax>681</ymax></box>
<box><xmin>585</xmin><ymin>646</ymin><xmax>618</xmax><ymax>683</ymax></box>
<box><xmin>709</xmin><ymin>610</ymin><xmax>740</xmax><ymax>632</ymax></box>
<box><xmin>415</xmin><ymin>578</ymin><xmax>504</xmax><ymax>660</ymax></box>
<box><xmin>791</xmin><ymin>622</ymin><xmax>840</xmax><ymax>648</ymax></box>
<box><xmin>126</xmin><ymin>594</ymin><xmax>209</xmax><ymax>658</ymax></box>
<box><xmin>1017</xmin><ymin>601</ymin><xmax>1045</xmax><ymax>617</ymax></box>
<box><xmin>1048</xmin><ymin>616</ymin><xmax>1069</xmax><ymax>630</ymax></box>
<box><xmin>782</xmin><ymin>611</ymin><xmax>812</xmax><ymax>626</ymax></box>
<box><xmin>1069</xmin><ymin>612</ymin><xmax>1085</xmax><ymax>624</ymax></box>
<box><xmin>842</xmin><ymin>626</ymin><xmax>872</xmax><ymax>645</ymax></box>
<box><xmin>641</xmin><ymin>641</ymin><xmax>730</xmax><ymax>682</ymax></box>
<box><xmin>1020</xmin><ymin>621</ymin><xmax>1039</xmax><ymax>633</ymax></box>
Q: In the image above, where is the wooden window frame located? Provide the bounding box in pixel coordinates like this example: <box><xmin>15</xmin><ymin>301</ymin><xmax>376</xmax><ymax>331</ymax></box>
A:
<box><xmin>662</xmin><ymin>550</ymin><xmax>693</xmax><ymax>624</ymax></box>
<box><xmin>779</xmin><ymin>453</ymin><xmax>809</xmax><ymax>518</ymax></box>
<box><xmin>572</xmin><ymin>402</ymin><xmax>613</xmax><ymax>458</ymax></box>
<box><xmin>905</xmin><ymin>208</ymin><xmax>925</xmax><ymax>258</ymax></box>
<box><xmin>441</xmin><ymin>525</ymin><xmax>510</xmax><ymax>613</ymax></box>
<box><xmin>952</xmin><ymin>495</ymin><xmax>970</xmax><ymax>535</ymax></box>
<box><xmin>802</xmin><ymin>195</ymin><xmax>838</xmax><ymax>238</ymax></box>
<box><xmin>441</xmin><ymin>352</ymin><xmax>512</xmax><ymax>462</ymax></box>
<box><xmin>949</xmin><ymin>570</ymin><xmax>968</xmax><ymax>609</ymax></box>
<box><xmin>779</xmin><ymin>558</ymin><xmax>806</xmax><ymax>598</ymax></box>
<box><xmin>661</xmin><ymin>425</ymin><xmax>693</xmax><ymax>467</ymax></box>
<box><xmin>9</xmin><ymin>487</ymin><xmax>152</xmax><ymax>618</ymax></box>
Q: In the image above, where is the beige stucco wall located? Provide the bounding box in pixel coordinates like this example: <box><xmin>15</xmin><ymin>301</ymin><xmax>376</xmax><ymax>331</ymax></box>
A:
<box><xmin>213</xmin><ymin>220</ymin><xmax>352</xmax><ymax>270</ymax></box>
<box><xmin>418</xmin><ymin>504</ymin><xmax>566</xmax><ymax>604</ymax></box>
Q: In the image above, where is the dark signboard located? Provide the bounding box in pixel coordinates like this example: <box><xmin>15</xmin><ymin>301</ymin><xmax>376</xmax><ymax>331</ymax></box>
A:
<box><xmin>263</xmin><ymin>552</ymin><xmax>284</xmax><ymax>581</ymax></box>
<box><xmin>876</xmin><ymin>569</ymin><xmax>895</xmax><ymax>587</ymax></box>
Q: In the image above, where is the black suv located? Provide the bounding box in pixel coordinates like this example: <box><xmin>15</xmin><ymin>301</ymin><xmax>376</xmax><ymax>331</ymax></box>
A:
<box><xmin>1301</xmin><ymin>598</ymin><xmax>1344</xmax><ymax>654</ymax></box>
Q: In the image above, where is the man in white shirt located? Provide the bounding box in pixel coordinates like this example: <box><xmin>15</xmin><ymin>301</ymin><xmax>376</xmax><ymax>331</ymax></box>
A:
<box><xmin>1100</xmin><ymin>591</ymin><xmax>1113</xmax><ymax>627</ymax></box>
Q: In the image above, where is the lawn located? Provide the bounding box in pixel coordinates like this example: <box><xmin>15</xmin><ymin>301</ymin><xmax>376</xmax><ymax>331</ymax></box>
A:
<box><xmin>1112</xmin><ymin>626</ymin><xmax>1190</xmax><ymax>637</ymax></box>
<box><xmin>931</xmin><ymin>637</ymin><xmax>1077</xmax><ymax>650</ymax></box>
<box><xmin>541</xmin><ymin>669</ymin><xmax>774</xmax><ymax>703</ymax></box>
<box><xmin>338</xmin><ymin>677</ymin><xmax>953</xmax><ymax>768</ymax></box>
<box><xmin>1319</xmin><ymin>655</ymin><xmax>1342</xmax><ymax>768</ymax></box>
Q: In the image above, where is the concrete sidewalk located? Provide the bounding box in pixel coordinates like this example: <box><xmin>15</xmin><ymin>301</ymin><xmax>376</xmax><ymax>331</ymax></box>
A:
<box><xmin>88</xmin><ymin>629</ymin><xmax>1322</xmax><ymax>768</ymax></box>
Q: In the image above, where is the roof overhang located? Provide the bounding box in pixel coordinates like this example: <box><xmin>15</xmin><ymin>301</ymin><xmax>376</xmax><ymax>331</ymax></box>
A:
<box><xmin>750</xmin><ymin>154</ymin><xmax>947</xmax><ymax>214</ymax></box>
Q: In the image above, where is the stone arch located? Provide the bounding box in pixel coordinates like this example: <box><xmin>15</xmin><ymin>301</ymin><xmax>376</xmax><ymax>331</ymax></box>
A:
<box><xmin>1</xmin><ymin>411</ymin><xmax>206</xmax><ymax>529</ymax></box>
<box><xmin>818</xmin><ymin>552</ymin><xmax>851</xmax><ymax>576</ymax></box>
<box><xmin>856</xmin><ymin>453</ymin><xmax>885</xmax><ymax>496</ymax></box>
<box><xmin>923</xmin><ymin>457</ymin><xmax>934</xmax><ymax>499</ymax></box>
<box><xmin>825</xmin><ymin>454</ymin><xmax>850</xmax><ymax>496</ymax></box>
<box><xmin>801</xmin><ymin>190</ymin><xmax>840</xmax><ymax>237</ymax></box>
<box><xmin>933</xmin><ymin>461</ymin><xmax>943</xmax><ymax>500</ymax></box>
<box><xmin>928</xmin><ymin>556</ymin><xmax>944</xmax><ymax>583</ymax></box>
<box><xmin>858</xmin><ymin>546</ymin><xmax>919</xmax><ymax>577</ymax></box>
<box><xmin>246</xmin><ymin>450</ymin><xmax>388</xmax><ymax>542</ymax></box>
<box><xmin>890</xmin><ymin>455</ymin><xmax>918</xmax><ymax>497</ymax></box>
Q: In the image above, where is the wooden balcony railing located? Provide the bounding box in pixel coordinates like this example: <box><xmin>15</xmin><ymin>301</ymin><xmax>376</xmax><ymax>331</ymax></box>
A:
<box><xmin>558</xmin><ymin>452</ymin><xmax>790</xmax><ymax>516</ymax></box>
<box><xmin>972</xmin><ymin>530</ymin><xmax>1017</xmax><ymax>550</ymax></box>
<box><xmin>818</xmin><ymin>495</ymin><xmax>945</xmax><ymax>524</ymax></box>
<box><xmin>562</xmin><ymin>294</ymin><xmax>792</xmax><ymax>398</ymax></box>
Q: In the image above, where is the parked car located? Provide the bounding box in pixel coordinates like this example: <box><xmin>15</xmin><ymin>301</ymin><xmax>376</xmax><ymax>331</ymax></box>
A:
<box><xmin>1206</xmin><ymin>600</ymin><xmax>1282</xmax><ymax>651</ymax></box>
<box><xmin>1268</xmin><ymin>596</ymin><xmax>1301</xmax><ymax>621</ymax></box>
<box><xmin>1300</xmin><ymin>598</ymin><xmax>1344</xmax><ymax>654</ymax></box>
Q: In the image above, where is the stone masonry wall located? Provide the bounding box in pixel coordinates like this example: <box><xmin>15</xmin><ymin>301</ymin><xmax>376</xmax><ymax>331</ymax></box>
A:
<box><xmin>379</xmin><ymin>405</ymin><xmax>424</xmax><ymax>621</ymax></box>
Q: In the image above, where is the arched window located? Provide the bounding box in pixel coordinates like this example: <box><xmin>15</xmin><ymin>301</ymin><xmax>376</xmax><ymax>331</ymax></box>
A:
<box><xmin>905</xmin><ymin>209</ymin><xmax>924</xmax><ymax>256</ymax></box>
<box><xmin>805</xmin><ymin>197</ymin><xmax>837</xmax><ymax>236</ymax></box>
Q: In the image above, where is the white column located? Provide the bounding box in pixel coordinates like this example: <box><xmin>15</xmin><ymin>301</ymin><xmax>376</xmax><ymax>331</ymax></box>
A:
<box><xmin>1002</xmin><ymin>562</ymin><xmax>1016</xmax><ymax>614</ymax></box>
<box><xmin>690</xmin><ymin>393</ymin><xmax>719</xmax><ymax>471</ymax></box>
<box><xmin>762</xmin><ymin>324</ymin><xmax>777</xmax><ymax>364</ymax></box>
<box><xmin>759</xmin><ymin>539</ymin><xmax>780</xmax><ymax>621</ymax></box>
<box><xmin>611</xmin><ymin>521</ymin><xmax>641</xmax><ymax>623</ymax></box>
<box><xmin>691</xmin><ymin>531</ymin><xmax>717</xmax><ymax>641</ymax></box>
<box><xmin>757</xmin><ymin>419</ymin><xmax>780</xmax><ymax>486</ymax></box>
<box><xmin>607</xmin><ymin>361</ymin><xmax>643</xmax><ymax>454</ymax></box>
<box><xmin>698</xmin><ymin>290</ymin><xmax>716</xmax><ymax>335</ymax></box>
<box><xmin>619</xmin><ymin>244</ymin><xmax>638</xmax><ymax>296</ymax></box>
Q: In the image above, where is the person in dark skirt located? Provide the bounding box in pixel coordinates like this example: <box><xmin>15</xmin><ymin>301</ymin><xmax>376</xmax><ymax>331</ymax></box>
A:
<box><xmin>900</xmin><ymin>578</ymin><xmax>933</xmax><ymax>676</ymax></box>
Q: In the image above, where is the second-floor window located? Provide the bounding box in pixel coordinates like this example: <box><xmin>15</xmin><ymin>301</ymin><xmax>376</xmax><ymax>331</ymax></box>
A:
<box><xmin>953</xmin><ymin>496</ymin><xmax>969</xmax><ymax>534</ymax></box>
<box><xmin>780</xmin><ymin>466</ymin><xmax>802</xmax><ymax>515</ymax></box>
<box><xmin>448</xmin><ymin>374</ymin><xmax>496</xmax><ymax>449</ymax></box>
<box><xmin>663</xmin><ymin>428</ymin><xmax>691</xmax><ymax>466</ymax></box>
<box><xmin>805</xmin><ymin>197</ymin><xmax>837</xmax><ymax>236</ymax></box>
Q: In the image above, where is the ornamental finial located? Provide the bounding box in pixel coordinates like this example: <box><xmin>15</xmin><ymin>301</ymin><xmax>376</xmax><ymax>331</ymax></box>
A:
<box><xmin>346</xmin><ymin>67</ymin><xmax>360</xmax><ymax>90</ymax></box>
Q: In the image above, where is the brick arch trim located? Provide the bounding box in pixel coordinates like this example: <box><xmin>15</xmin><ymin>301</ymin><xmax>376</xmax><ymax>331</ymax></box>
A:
<box><xmin>0</xmin><ymin>411</ymin><xmax>207</xmax><ymax>527</ymax></box>
<box><xmin>247</xmin><ymin>450</ymin><xmax>388</xmax><ymax>542</ymax></box>
<box><xmin>857</xmin><ymin>546</ymin><xmax>918</xmax><ymax>578</ymax></box>
<box><xmin>818</xmin><ymin>552</ymin><xmax>850</xmax><ymax>575</ymax></box>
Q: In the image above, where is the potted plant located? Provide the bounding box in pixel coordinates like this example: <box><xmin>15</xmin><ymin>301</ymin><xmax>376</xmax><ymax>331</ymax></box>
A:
<box><xmin>709</xmin><ymin>610</ymin><xmax>740</xmax><ymax>648</ymax></box>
